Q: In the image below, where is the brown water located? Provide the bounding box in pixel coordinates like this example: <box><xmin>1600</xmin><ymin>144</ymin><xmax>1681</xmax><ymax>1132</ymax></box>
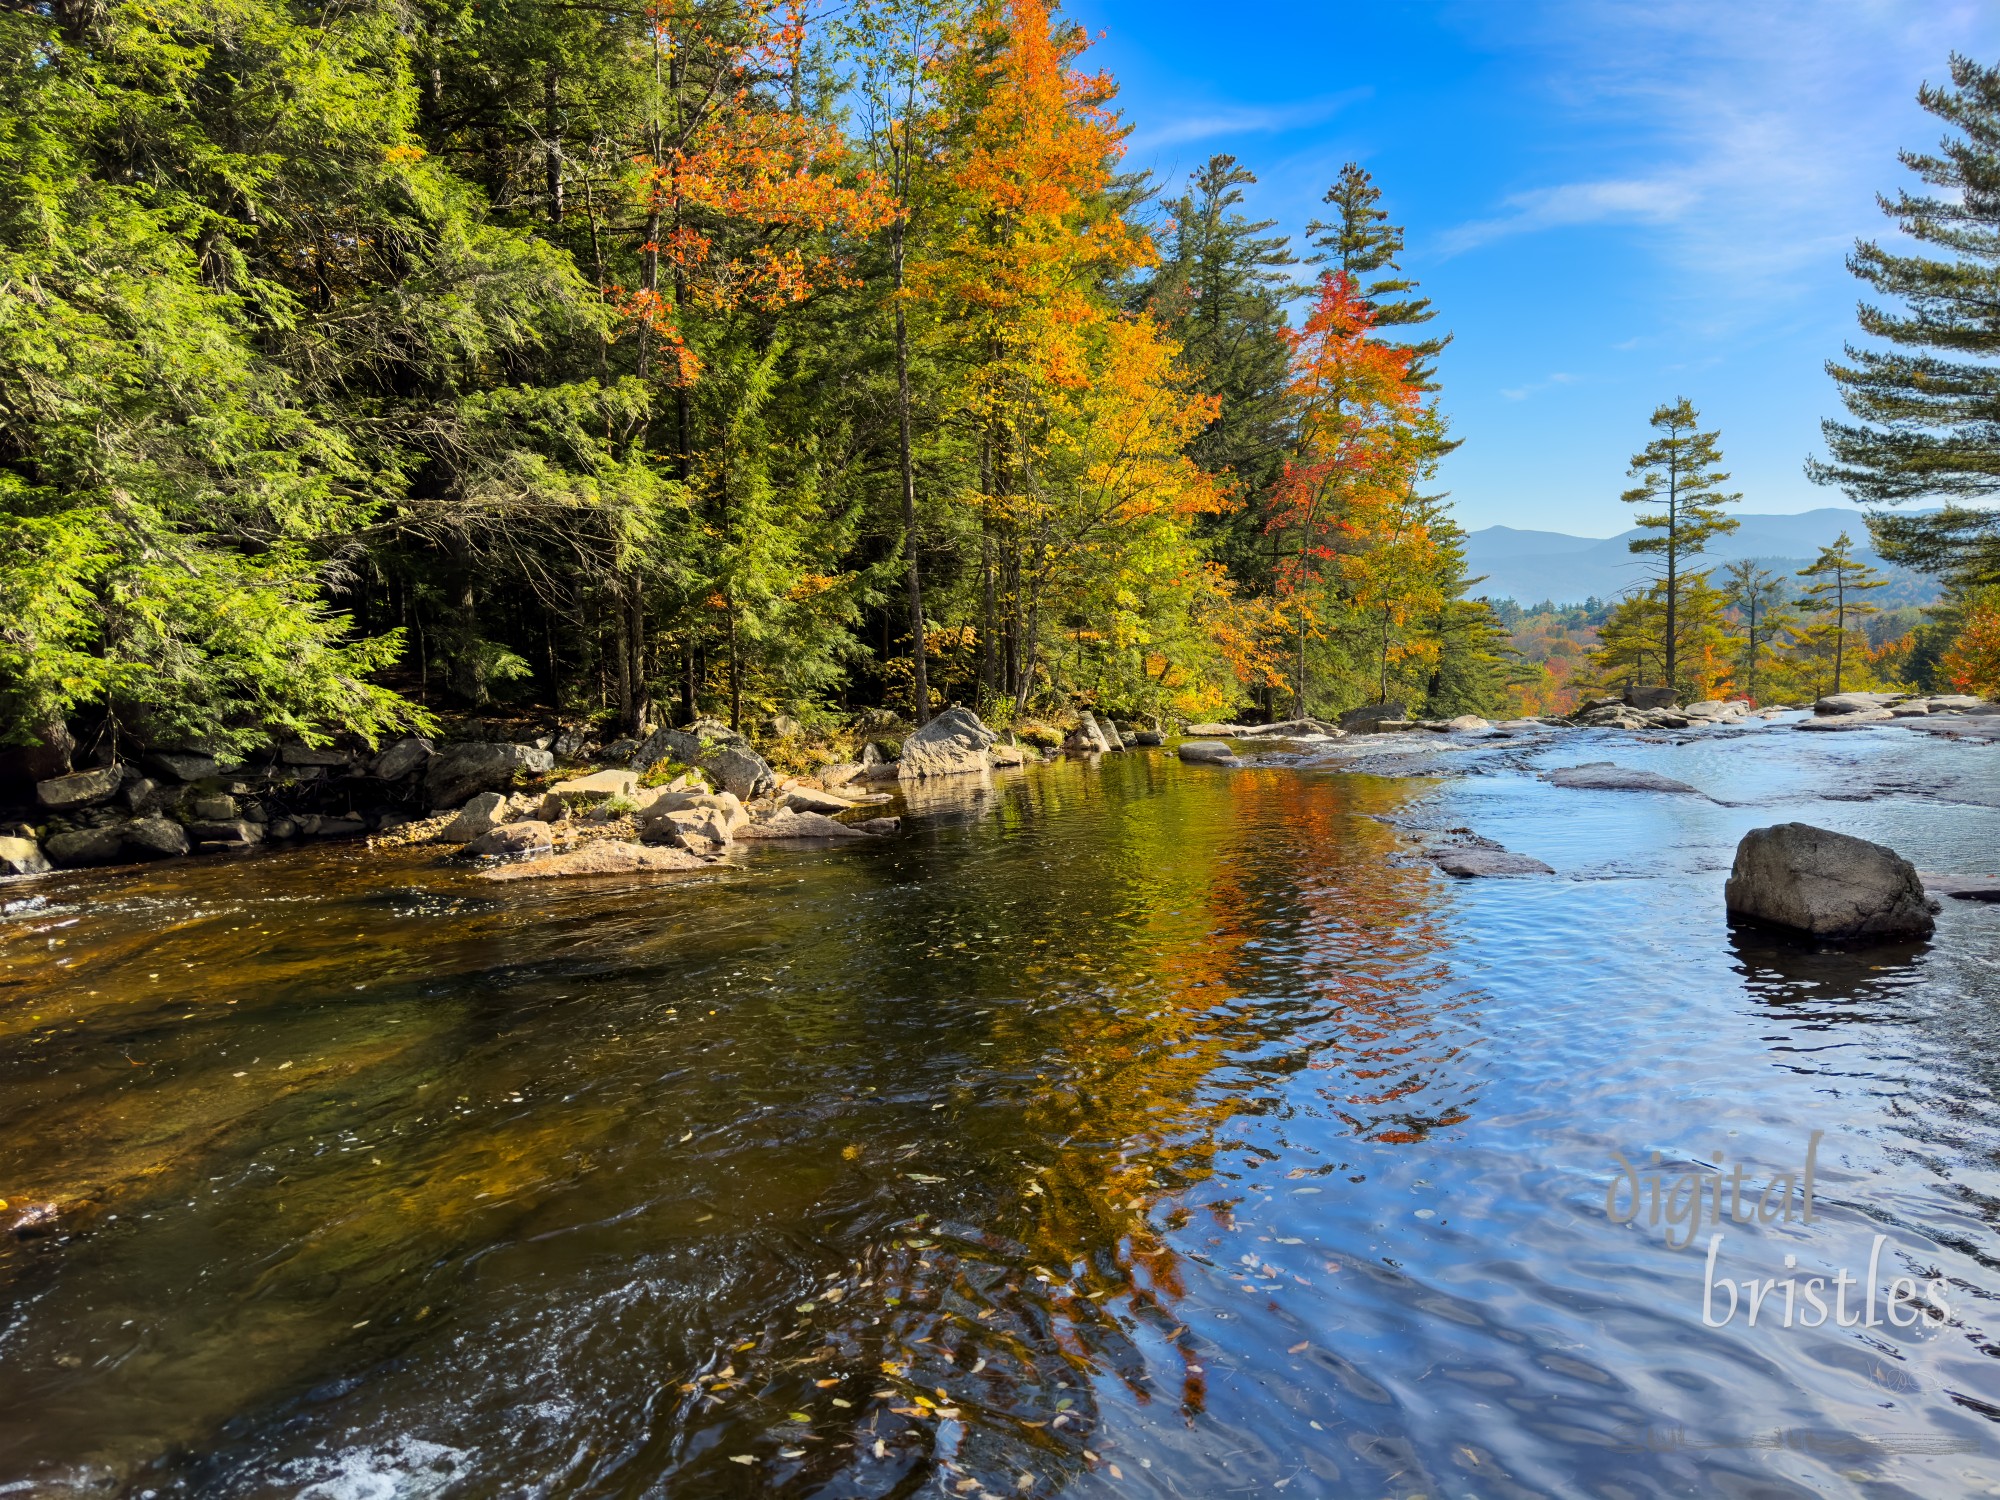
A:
<box><xmin>3</xmin><ymin>729</ymin><xmax>2000</xmax><ymax>1498</ymax></box>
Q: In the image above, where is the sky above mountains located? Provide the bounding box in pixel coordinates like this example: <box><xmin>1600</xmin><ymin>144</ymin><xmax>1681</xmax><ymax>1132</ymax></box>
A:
<box><xmin>1070</xmin><ymin>0</ymin><xmax>2000</xmax><ymax>536</ymax></box>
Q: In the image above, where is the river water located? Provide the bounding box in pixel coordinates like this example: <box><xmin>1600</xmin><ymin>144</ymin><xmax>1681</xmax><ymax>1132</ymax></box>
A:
<box><xmin>2</xmin><ymin>721</ymin><xmax>1999</xmax><ymax>1498</ymax></box>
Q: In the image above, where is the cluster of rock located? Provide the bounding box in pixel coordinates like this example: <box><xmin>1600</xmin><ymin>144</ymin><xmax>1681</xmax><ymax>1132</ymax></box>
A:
<box><xmin>1570</xmin><ymin>696</ymin><xmax>1763</xmax><ymax>731</ymax></box>
<box><xmin>1796</xmin><ymin>691</ymin><xmax>1994</xmax><ymax>729</ymax></box>
<box><xmin>0</xmin><ymin>736</ymin><xmax>478</xmax><ymax>877</ymax></box>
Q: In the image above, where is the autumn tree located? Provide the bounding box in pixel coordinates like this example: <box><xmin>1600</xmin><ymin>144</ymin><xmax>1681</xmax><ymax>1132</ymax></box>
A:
<box><xmin>1306</xmin><ymin>162</ymin><xmax>1449</xmax><ymax>387</ymax></box>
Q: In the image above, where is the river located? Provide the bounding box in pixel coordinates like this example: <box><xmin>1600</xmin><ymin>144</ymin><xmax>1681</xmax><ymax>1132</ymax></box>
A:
<box><xmin>2</xmin><ymin>721</ymin><xmax>1998</xmax><ymax>1497</ymax></box>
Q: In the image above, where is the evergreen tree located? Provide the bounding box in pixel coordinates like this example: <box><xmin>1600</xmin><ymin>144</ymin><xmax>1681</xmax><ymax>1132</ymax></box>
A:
<box><xmin>1144</xmin><ymin>155</ymin><xmax>1295</xmax><ymax>583</ymax></box>
<box><xmin>1305</xmin><ymin>162</ymin><xmax>1449</xmax><ymax>387</ymax></box>
<box><xmin>1618</xmin><ymin>398</ymin><xmax>1741</xmax><ymax>694</ymax></box>
<box><xmin>1809</xmin><ymin>54</ymin><xmax>2000</xmax><ymax>589</ymax></box>
<box><xmin>1720</xmin><ymin>558</ymin><xmax>1795</xmax><ymax>704</ymax></box>
<box><xmin>1794</xmin><ymin>532</ymin><xmax>1889</xmax><ymax>695</ymax></box>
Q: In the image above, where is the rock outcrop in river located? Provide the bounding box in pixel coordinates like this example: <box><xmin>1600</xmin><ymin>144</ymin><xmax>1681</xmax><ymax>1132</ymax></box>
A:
<box><xmin>1724</xmin><ymin>822</ymin><xmax>1937</xmax><ymax>941</ymax></box>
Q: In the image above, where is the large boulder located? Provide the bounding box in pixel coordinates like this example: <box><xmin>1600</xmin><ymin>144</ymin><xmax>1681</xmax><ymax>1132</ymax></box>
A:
<box><xmin>643</xmin><ymin>806</ymin><xmax>736</xmax><ymax>851</ymax></box>
<box><xmin>1816</xmin><ymin>691</ymin><xmax>1902</xmax><ymax>716</ymax></box>
<box><xmin>550</xmin><ymin>769</ymin><xmax>639</xmax><ymax>802</ymax></box>
<box><xmin>1064</xmin><ymin>714</ymin><xmax>1112</xmax><ymax>754</ymax></box>
<box><xmin>1725</xmin><ymin>823</ymin><xmax>1935</xmax><ymax>941</ymax></box>
<box><xmin>35</xmin><ymin>765</ymin><xmax>123</xmax><ymax>811</ymax></box>
<box><xmin>438</xmin><ymin>791</ymin><xmax>511</xmax><ymax>843</ymax></box>
<box><xmin>424</xmin><ymin>742</ymin><xmax>554</xmax><ymax>810</ymax></box>
<box><xmin>899</xmin><ymin>706</ymin><xmax>999</xmax><ymax>779</ymax></box>
<box><xmin>0</xmin><ymin>837</ymin><xmax>51</xmax><ymax>877</ymax></box>
<box><xmin>737</xmin><ymin>808</ymin><xmax>878</xmax><ymax>840</ymax></box>
<box><xmin>1622</xmin><ymin>685</ymin><xmax>1677</xmax><ymax>709</ymax></box>
<box><xmin>639</xmin><ymin>790</ymin><xmax>748</xmax><ymax>835</ymax></box>
<box><xmin>629</xmin><ymin>722</ymin><xmax>775</xmax><ymax>801</ymax></box>
<box><xmin>123</xmin><ymin>818</ymin><xmax>190</xmax><ymax>860</ymax></box>
<box><xmin>145</xmin><ymin>751</ymin><xmax>220</xmax><ymax>783</ymax></box>
<box><xmin>1339</xmin><ymin>702</ymin><xmax>1408</xmax><ymax>734</ymax></box>
<box><xmin>371</xmin><ymin>737</ymin><xmax>433</xmax><ymax>782</ymax></box>
<box><xmin>45</xmin><ymin>825</ymin><xmax>129</xmax><ymax>867</ymax></box>
<box><xmin>1178</xmin><ymin>740</ymin><xmax>1238</xmax><ymax>765</ymax></box>
<box><xmin>278</xmin><ymin>743</ymin><xmax>351</xmax><ymax>768</ymax></box>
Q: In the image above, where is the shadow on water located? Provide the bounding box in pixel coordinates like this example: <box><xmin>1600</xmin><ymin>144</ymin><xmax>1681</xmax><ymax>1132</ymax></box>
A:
<box><xmin>0</xmin><ymin>747</ymin><xmax>1997</xmax><ymax>1497</ymax></box>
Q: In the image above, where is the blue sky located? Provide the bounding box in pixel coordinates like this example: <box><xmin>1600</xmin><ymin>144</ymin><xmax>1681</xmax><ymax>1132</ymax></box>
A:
<box><xmin>1067</xmin><ymin>0</ymin><xmax>2000</xmax><ymax>536</ymax></box>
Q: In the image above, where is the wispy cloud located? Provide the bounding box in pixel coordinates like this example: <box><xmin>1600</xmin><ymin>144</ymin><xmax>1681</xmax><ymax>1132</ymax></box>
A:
<box><xmin>1435</xmin><ymin>0</ymin><xmax>1998</xmax><ymax>292</ymax></box>
<box><xmin>1500</xmin><ymin>372</ymin><xmax>1581</xmax><ymax>402</ymax></box>
<box><xmin>1442</xmin><ymin>176</ymin><xmax>1699</xmax><ymax>255</ymax></box>
<box><xmin>1125</xmin><ymin>90</ymin><xmax>1368</xmax><ymax>157</ymax></box>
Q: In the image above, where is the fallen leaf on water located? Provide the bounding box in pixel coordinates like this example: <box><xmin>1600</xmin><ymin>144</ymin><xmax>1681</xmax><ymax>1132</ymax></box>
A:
<box><xmin>831</xmin><ymin>1398</ymin><xmax>851</xmax><ymax>1409</ymax></box>
<box><xmin>815</xmin><ymin>1377</ymin><xmax>840</xmax><ymax>1388</ymax></box>
<box><xmin>680</xmin><ymin>1131</ymin><xmax>693</xmax><ymax>1142</ymax></box>
<box><xmin>1109</xmin><ymin>1464</ymin><xmax>1124</xmax><ymax>1479</ymax></box>
<box><xmin>873</xmin><ymin>1440</ymin><xmax>887</xmax><ymax>1459</ymax></box>
<box><xmin>906</xmin><ymin>1173</ymin><xmax>945</xmax><ymax>1184</ymax></box>
<box><xmin>728</xmin><ymin>1455</ymin><xmax>755</xmax><ymax>1465</ymax></box>
<box><xmin>780</xmin><ymin>1448</ymin><xmax>805</xmax><ymax>1458</ymax></box>
<box><xmin>1287</xmin><ymin>1341</ymin><xmax>1309</xmax><ymax>1354</ymax></box>
<box><xmin>789</xmin><ymin>1412</ymin><xmax>811</xmax><ymax>1423</ymax></box>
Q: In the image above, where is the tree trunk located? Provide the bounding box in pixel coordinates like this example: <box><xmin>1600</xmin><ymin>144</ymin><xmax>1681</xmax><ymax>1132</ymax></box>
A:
<box><xmin>543</xmin><ymin>62</ymin><xmax>563</xmax><ymax>225</ymax></box>
<box><xmin>892</xmin><ymin>207</ymin><xmax>930</xmax><ymax>725</ymax></box>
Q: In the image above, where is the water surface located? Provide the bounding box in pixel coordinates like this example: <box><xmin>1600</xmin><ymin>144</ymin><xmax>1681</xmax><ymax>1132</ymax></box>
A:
<box><xmin>3</xmin><ymin>727</ymin><xmax>1999</xmax><ymax>1497</ymax></box>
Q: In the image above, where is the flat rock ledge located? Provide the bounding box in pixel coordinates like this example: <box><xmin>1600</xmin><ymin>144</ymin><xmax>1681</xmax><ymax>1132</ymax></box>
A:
<box><xmin>1434</xmin><ymin>848</ymin><xmax>1554</xmax><ymax>878</ymax></box>
<box><xmin>1725</xmin><ymin>822</ymin><xmax>1935</xmax><ymax>942</ymax></box>
<box><xmin>1547</xmin><ymin>762</ymin><xmax>1704</xmax><ymax>795</ymax></box>
<box><xmin>481</xmin><ymin>841</ymin><xmax>709</xmax><ymax>881</ymax></box>
<box><xmin>1919</xmin><ymin>873</ymin><xmax>2000</xmax><ymax>904</ymax></box>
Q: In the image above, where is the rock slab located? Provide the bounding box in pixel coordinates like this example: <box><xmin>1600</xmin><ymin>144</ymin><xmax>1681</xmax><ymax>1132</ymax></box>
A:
<box><xmin>36</xmin><ymin>766</ymin><xmax>123</xmax><ymax>811</ymax></box>
<box><xmin>1435</xmin><ymin>849</ymin><xmax>1554</xmax><ymax>878</ymax></box>
<box><xmin>1725</xmin><ymin>822</ymin><xmax>1935</xmax><ymax>941</ymax></box>
<box><xmin>1548</xmin><ymin>762</ymin><xmax>1703</xmax><ymax>795</ymax></box>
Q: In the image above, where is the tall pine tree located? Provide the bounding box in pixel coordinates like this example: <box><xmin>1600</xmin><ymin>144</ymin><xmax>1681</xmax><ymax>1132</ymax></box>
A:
<box><xmin>1305</xmin><ymin>162</ymin><xmax>1449</xmax><ymax>388</ymax></box>
<box><xmin>1809</xmin><ymin>53</ymin><xmax>2000</xmax><ymax>589</ymax></box>
<box><xmin>1619</xmin><ymin>398</ymin><xmax>1741</xmax><ymax>695</ymax></box>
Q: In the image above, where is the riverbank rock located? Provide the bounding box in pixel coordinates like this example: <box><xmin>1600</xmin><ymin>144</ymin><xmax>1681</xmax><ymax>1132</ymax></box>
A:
<box><xmin>900</xmin><ymin>706</ymin><xmax>1000</xmax><ymax>778</ymax></box>
<box><xmin>1435</xmin><ymin>849</ymin><xmax>1554</xmax><ymax>877</ymax></box>
<box><xmin>370</xmin><ymin>737</ymin><xmax>432</xmax><ymax>782</ymax></box>
<box><xmin>186</xmin><ymin>819</ymin><xmax>264</xmax><ymax>849</ymax></box>
<box><xmin>1064</xmin><ymin>713</ymin><xmax>1112</xmax><ymax>754</ymax></box>
<box><xmin>424</xmin><ymin>742</ymin><xmax>554</xmax><ymax>810</ymax></box>
<box><xmin>645</xmin><ymin>806</ymin><xmax>735</xmax><ymax>851</ymax></box>
<box><xmin>35</xmin><ymin>766</ymin><xmax>123</xmax><ymax>811</ymax></box>
<box><xmin>629</xmin><ymin>722</ymin><xmax>776</xmax><ymax>801</ymax></box>
<box><xmin>461</xmin><ymin>821</ymin><xmax>553</xmax><ymax>861</ymax></box>
<box><xmin>145</xmin><ymin>751</ymin><xmax>219</xmax><ymax>783</ymax></box>
<box><xmin>1623</xmin><ymin>686</ymin><xmax>1676</xmax><ymax>709</ymax></box>
<box><xmin>1178</xmin><ymin>740</ymin><xmax>1238</xmax><ymax>765</ymax></box>
<box><xmin>1725</xmin><ymin>822</ymin><xmax>1935</xmax><ymax>941</ymax></box>
<box><xmin>784</xmin><ymin>786</ymin><xmax>861</xmax><ymax>814</ymax></box>
<box><xmin>550</xmin><ymin>769</ymin><xmax>639</xmax><ymax>802</ymax></box>
<box><xmin>1418</xmin><ymin>715</ymin><xmax>1491</xmax><ymax>733</ymax></box>
<box><xmin>1240</xmin><ymin>717</ymin><xmax>1344</xmax><ymax>738</ymax></box>
<box><xmin>1796</xmin><ymin>711</ymin><xmax>1893</xmax><ymax>730</ymax></box>
<box><xmin>639</xmin><ymin>790</ymin><xmax>749</xmax><ymax>836</ymax></box>
<box><xmin>45</xmin><ymin>825</ymin><xmax>128</xmax><ymax>867</ymax></box>
<box><xmin>123</xmin><ymin>818</ymin><xmax>190</xmax><ymax>860</ymax></box>
<box><xmin>1183</xmin><ymin>722</ymin><xmax>1244</xmax><ymax>737</ymax></box>
<box><xmin>438</xmin><ymin>791</ymin><xmax>511</xmax><ymax>843</ymax></box>
<box><xmin>481</xmin><ymin>841</ymin><xmax>709</xmax><ymax>881</ymax></box>
<box><xmin>1548</xmin><ymin>762</ymin><xmax>1703</xmax><ymax>795</ymax></box>
<box><xmin>1816</xmin><ymin>691</ymin><xmax>1902</xmax><ymax>716</ymax></box>
<box><xmin>1130</xmin><ymin>729</ymin><xmax>1165</xmax><ymax>746</ymax></box>
<box><xmin>737</xmin><ymin>808</ymin><xmax>878</xmax><ymax>841</ymax></box>
<box><xmin>0</xmin><ymin>837</ymin><xmax>51</xmax><ymax>877</ymax></box>
<box><xmin>1920</xmin><ymin>873</ymin><xmax>2000</xmax><ymax>903</ymax></box>
<box><xmin>1339</xmin><ymin>703</ymin><xmax>1408</xmax><ymax>734</ymax></box>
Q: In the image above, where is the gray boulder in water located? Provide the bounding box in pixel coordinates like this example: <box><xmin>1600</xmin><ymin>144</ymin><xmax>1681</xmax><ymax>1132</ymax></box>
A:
<box><xmin>900</xmin><ymin>706</ymin><xmax>999</xmax><ymax>778</ymax></box>
<box><xmin>1547</xmin><ymin>762</ymin><xmax>1703</xmax><ymax>795</ymax></box>
<box><xmin>1177</xmin><ymin>740</ymin><xmax>1238</xmax><ymax>765</ymax></box>
<box><xmin>1725</xmin><ymin>822</ymin><xmax>1935</xmax><ymax>941</ymax></box>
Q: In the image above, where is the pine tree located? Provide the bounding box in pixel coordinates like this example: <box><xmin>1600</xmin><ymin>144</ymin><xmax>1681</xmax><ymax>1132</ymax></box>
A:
<box><xmin>1809</xmin><ymin>54</ymin><xmax>2000</xmax><ymax>590</ymax></box>
<box><xmin>1720</xmin><ymin>559</ymin><xmax>1794</xmax><ymax>704</ymax></box>
<box><xmin>1619</xmin><ymin>398</ymin><xmax>1741</xmax><ymax>695</ymax></box>
<box><xmin>1795</xmin><ymin>532</ymin><xmax>1889</xmax><ymax>695</ymax></box>
<box><xmin>1305</xmin><ymin>162</ymin><xmax>1449</xmax><ymax>387</ymax></box>
<box><xmin>1144</xmin><ymin>154</ymin><xmax>1295</xmax><ymax>582</ymax></box>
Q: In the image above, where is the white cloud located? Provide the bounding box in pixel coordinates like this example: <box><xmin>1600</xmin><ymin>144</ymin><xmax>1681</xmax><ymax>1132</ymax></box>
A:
<box><xmin>1500</xmin><ymin>372</ymin><xmax>1581</xmax><ymax>401</ymax></box>
<box><xmin>1436</xmin><ymin>0</ymin><xmax>2000</xmax><ymax>292</ymax></box>
<box><xmin>1124</xmin><ymin>90</ymin><xmax>1369</xmax><ymax>157</ymax></box>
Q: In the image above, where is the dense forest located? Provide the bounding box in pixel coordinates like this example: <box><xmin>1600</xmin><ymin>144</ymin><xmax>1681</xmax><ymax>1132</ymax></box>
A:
<box><xmin>0</xmin><ymin>0</ymin><xmax>1515</xmax><ymax>771</ymax></box>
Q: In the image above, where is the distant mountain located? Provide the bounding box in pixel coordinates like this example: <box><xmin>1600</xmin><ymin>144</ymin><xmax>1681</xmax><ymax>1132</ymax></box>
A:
<box><xmin>1461</xmin><ymin>507</ymin><xmax>1941</xmax><ymax>608</ymax></box>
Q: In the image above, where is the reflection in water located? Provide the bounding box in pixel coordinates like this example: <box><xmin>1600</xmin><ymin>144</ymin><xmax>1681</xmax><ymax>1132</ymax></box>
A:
<box><xmin>1</xmin><ymin>745</ymin><xmax>1998</xmax><ymax>1497</ymax></box>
